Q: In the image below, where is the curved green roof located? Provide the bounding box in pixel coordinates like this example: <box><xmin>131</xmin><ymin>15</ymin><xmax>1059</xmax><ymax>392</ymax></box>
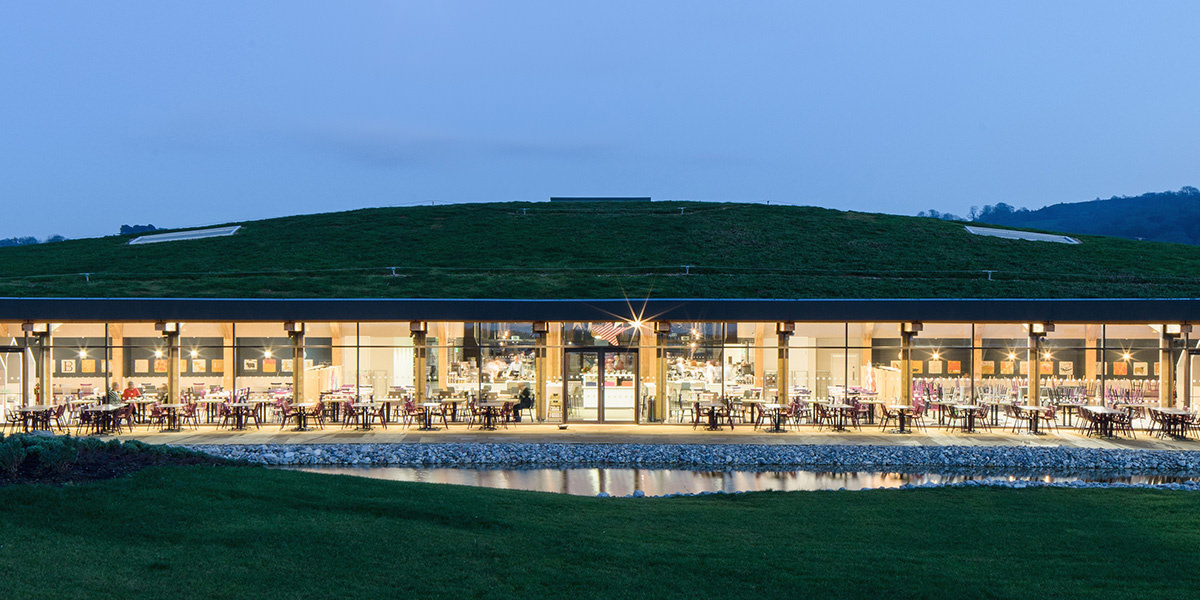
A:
<box><xmin>1</xmin><ymin>201</ymin><xmax>1198</xmax><ymax>299</ymax></box>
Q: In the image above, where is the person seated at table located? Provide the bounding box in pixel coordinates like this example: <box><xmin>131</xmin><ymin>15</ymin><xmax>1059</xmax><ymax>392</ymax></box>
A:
<box><xmin>105</xmin><ymin>382</ymin><xmax>124</xmax><ymax>404</ymax></box>
<box><xmin>122</xmin><ymin>381</ymin><xmax>141</xmax><ymax>401</ymax></box>
<box><xmin>513</xmin><ymin>384</ymin><xmax>535</xmax><ymax>422</ymax></box>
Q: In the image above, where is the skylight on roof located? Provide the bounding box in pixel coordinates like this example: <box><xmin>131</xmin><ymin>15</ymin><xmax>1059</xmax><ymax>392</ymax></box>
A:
<box><xmin>128</xmin><ymin>225</ymin><xmax>242</xmax><ymax>245</ymax></box>
<box><xmin>964</xmin><ymin>225</ymin><xmax>1080</xmax><ymax>245</ymax></box>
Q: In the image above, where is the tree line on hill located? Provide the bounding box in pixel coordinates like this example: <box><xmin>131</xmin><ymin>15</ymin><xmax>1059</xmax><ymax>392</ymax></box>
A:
<box><xmin>0</xmin><ymin>224</ymin><xmax>158</xmax><ymax>247</ymax></box>
<box><xmin>918</xmin><ymin>187</ymin><xmax>1200</xmax><ymax>245</ymax></box>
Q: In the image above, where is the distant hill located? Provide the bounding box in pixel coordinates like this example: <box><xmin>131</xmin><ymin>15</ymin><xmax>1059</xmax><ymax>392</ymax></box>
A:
<box><xmin>970</xmin><ymin>187</ymin><xmax>1200</xmax><ymax>245</ymax></box>
<box><xmin>2</xmin><ymin>201</ymin><xmax>1200</xmax><ymax>299</ymax></box>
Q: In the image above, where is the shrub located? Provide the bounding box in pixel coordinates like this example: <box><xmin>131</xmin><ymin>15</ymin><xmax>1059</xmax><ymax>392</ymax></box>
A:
<box><xmin>0</xmin><ymin>436</ymin><xmax>26</xmax><ymax>475</ymax></box>
<box><xmin>25</xmin><ymin>438</ymin><xmax>79</xmax><ymax>475</ymax></box>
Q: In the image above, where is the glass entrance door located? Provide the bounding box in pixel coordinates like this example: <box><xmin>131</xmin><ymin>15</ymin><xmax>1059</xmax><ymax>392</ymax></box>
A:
<box><xmin>563</xmin><ymin>349</ymin><xmax>638</xmax><ymax>423</ymax></box>
<box><xmin>0</xmin><ymin>348</ymin><xmax>29</xmax><ymax>420</ymax></box>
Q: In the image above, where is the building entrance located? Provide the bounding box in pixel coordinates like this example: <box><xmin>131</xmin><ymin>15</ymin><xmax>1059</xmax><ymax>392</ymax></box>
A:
<box><xmin>563</xmin><ymin>348</ymin><xmax>638</xmax><ymax>423</ymax></box>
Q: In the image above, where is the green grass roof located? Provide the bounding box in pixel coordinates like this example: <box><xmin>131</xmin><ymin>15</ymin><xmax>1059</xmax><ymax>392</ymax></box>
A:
<box><xmin>2</xmin><ymin>201</ymin><xmax>1198</xmax><ymax>299</ymax></box>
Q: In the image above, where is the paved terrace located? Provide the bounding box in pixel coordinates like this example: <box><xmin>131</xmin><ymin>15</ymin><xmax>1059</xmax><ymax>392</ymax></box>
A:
<box><xmin>106</xmin><ymin>424</ymin><xmax>1200</xmax><ymax>451</ymax></box>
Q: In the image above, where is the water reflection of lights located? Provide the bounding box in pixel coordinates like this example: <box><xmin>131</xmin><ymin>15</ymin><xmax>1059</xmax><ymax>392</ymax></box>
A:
<box><xmin>283</xmin><ymin>467</ymin><xmax>1200</xmax><ymax>496</ymax></box>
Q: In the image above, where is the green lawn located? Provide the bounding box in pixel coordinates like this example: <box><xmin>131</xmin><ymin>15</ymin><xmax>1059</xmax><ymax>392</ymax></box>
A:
<box><xmin>2</xmin><ymin>201</ymin><xmax>1199</xmax><ymax>298</ymax></box>
<box><xmin>1</xmin><ymin>466</ymin><xmax>1199</xmax><ymax>599</ymax></box>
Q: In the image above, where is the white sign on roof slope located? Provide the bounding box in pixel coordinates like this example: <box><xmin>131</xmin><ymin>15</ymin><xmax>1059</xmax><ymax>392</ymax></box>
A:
<box><xmin>128</xmin><ymin>225</ymin><xmax>242</xmax><ymax>245</ymax></box>
<box><xmin>964</xmin><ymin>225</ymin><xmax>1080</xmax><ymax>244</ymax></box>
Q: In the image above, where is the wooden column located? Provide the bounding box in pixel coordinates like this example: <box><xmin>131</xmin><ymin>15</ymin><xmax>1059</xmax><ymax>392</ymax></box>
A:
<box><xmin>40</xmin><ymin>331</ymin><xmax>52</xmax><ymax>405</ymax></box>
<box><xmin>655</xmin><ymin>327</ymin><xmax>667</xmax><ymax>422</ymax></box>
<box><xmin>412</xmin><ymin>325</ymin><xmax>428</xmax><ymax>402</ymax></box>
<box><xmin>165</xmin><ymin>330</ymin><xmax>180</xmax><ymax>402</ymax></box>
<box><xmin>776</xmin><ymin>323</ymin><xmax>793</xmax><ymax>403</ymax></box>
<box><xmin>534</xmin><ymin>325</ymin><xmax>547</xmax><ymax>422</ymax></box>
<box><xmin>290</xmin><ymin>330</ymin><xmax>305</xmax><ymax>403</ymax></box>
<box><xmin>1027</xmin><ymin>334</ymin><xmax>1041</xmax><ymax>405</ymax></box>
<box><xmin>1159</xmin><ymin>333</ymin><xmax>1173</xmax><ymax>408</ymax></box>
<box><xmin>901</xmin><ymin>330</ymin><xmax>914</xmax><ymax>406</ymax></box>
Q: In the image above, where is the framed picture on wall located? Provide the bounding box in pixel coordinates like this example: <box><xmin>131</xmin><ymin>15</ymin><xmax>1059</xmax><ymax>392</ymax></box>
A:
<box><xmin>910</xmin><ymin>360</ymin><xmax>923</xmax><ymax>374</ymax></box>
<box><xmin>243</xmin><ymin>359</ymin><xmax>258</xmax><ymax>372</ymax></box>
<box><xmin>282</xmin><ymin>359</ymin><xmax>294</xmax><ymax>372</ymax></box>
<box><xmin>212</xmin><ymin>359</ymin><xmax>224</xmax><ymax>373</ymax></box>
<box><xmin>193</xmin><ymin>359</ymin><xmax>206</xmax><ymax>373</ymax></box>
<box><xmin>1133</xmin><ymin>362</ymin><xmax>1148</xmax><ymax>377</ymax></box>
<box><xmin>262</xmin><ymin>359</ymin><xmax>277</xmax><ymax>373</ymax></box>
<box><xmin>61</xmin><ymin>359</ymin><xmax>75</xmax><ymax>374</ymax></box>
<box><xmin>1019</xmin><ymin>361</ymin><xmax>1029</xmax><ymax>375</ymax></box>
<box><xmin>1155</xmin><ymin>362</ymin><xmax>1161</xmax><ymax>376</ymax></box>
<box><xmin>1059</xmin><ymin>362</ymin><xmax>1073</xmax><ymax>376</ymax></box>
<box><xmin>927</xmin><ymin>360</ymin><xmax>942</xmax><ymax>375</ymax></box>
<box><xmin>948</xmin><ymin>360</ymin><xmax>961</xmax><ymax>374</ymax></box>
<box><xmin>1113</xmin><ymin>361</ymin><xmax>1128</xmax><ymax>376</ymax></box>
<box><xmin>890</xmin><ymin>360</ymin><xmax>902</xmax><ymax>370</ymax></box>
<box><xmin>981</xmin><ymin>361</ymin><xmax>995</xmax><ymax>375</ymax></box>
<box><xmin>154</xmin><ymin>359</ymin><xmax>169</xmax><ymax>373</ymax></box>
<box><xmin>1000</xmin><ymin>361</ymin><xmax>1013</xmax><ymax>375</ymax></box>
<box><xmin>1039</xmin><ymin>361</ymin><xmax>1053</xmax><ymax>376</ymax></box>
<box><xmin>134</xmin><ymin>359</ymin><xmax>149</xmax><ymax>374</ymax></box>
<box><xmin>81</xmin><ymin>359</ymin><xmax>96</xmax><ymax>373</ymax></box>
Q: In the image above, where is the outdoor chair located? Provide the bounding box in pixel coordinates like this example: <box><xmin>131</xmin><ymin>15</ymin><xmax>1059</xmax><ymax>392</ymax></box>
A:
<box><xmin>50</xmin><ymin>404</ymin><xmax>69</xmax><ymax>433</ymax></box>
<box><xmin>343</xmin><ymin>400</ymin><xmax>363</xmax><ymax>429</ymax></box>
<box><xmin>276</xmin><ymin>401</ymin><xmax>297</xmax><ymax>430</ymax></box>
<box><xmin>147</xmin><ymin>404</ymin><xmax>166</xmax><ymax>431</ymax></box>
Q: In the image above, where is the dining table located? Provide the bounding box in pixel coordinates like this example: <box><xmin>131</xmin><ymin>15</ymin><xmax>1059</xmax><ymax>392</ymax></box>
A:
<box><xmin>1151</xmin><ymin>407</ymin><xmax>1192</xmax><ymax>440</ymax></box>
<box><xmin>886</xmin><ymin>404</ymin><xmax>914</xmax><ymax>433</ymax></box>
<box><xmin>823</xmin><ymin>402</ymin><xmax>853</xmax><ymax>432</ymax></box>
<box><xmin>158</xmin><ymin>403</ymin><xmax>186</xmax><ymax>432</ymax></box>
<box><xmin>17</xmin><ymin>405</ymin><xmax>54</xmax><ymax>432</ymax></box>
<box><xmin>758</xmin><ymin>403</ymin><xmax>787</xmax><ymax>432</ymax></box>
<box><xmin>477</xmin><ymin>401</ymin><xmax>507</xmax><ymax>430</ymax></box>
<box><xmin>419</xmin><ymin>402</ymin><xmax>443</xmax><ymax>430</ymax></box>
<box><xmin>698</xmin><ymin>401</ymin><xmax>730</xmax><ymax>431</ymax></box>
<box><xmin>1015</xmin><ymin>405</ymin><xmax>1052</xmax><ymax>435</ymax></box>
<box><xmin>291</xmin><ymin>402</ymin><xmax>319</xmax><ymax>431</ymax></box>
<box><xmin>952</xmin><ymin>404</ymin><xmax>984</xmax><ymax>433</ymax></box>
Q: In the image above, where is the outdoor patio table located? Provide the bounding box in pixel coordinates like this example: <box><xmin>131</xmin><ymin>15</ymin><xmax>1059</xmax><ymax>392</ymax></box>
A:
<box><xmin>1054</xmin><ymin>402</ymin><xmax>1080</xmax><ymax>428</ymax></box>
<box><xmin>419</xmin><ymin>402</ymin><xmax>442</xmax><ymax>430</ymax></box>
<box><xmin>81</xmin><ymin>403</ymin><xmax>125</xmax><ymax>434</ymax></box>
<box><xmin>1016</xmin><ymin>405</ymin><xmax>1051</xmax><ymax>435</ymax></box>
<box><xmin>824</xmin><ymin>403</ymin><xmax>853</xmax><ymax>431</ymax></box>
<box><xmin>742</xmin><ymin>398</ymin><xmax>766</xmax><ymax>423</ymax></box>
<box><xmin>195</xmin><ymin>398</ymin><xmax>225</xmax><ymax>423</ymax></box>
<box><xmin>857</xmin><ymin>398</ymin><xmax>885</xmax><ymax>425</ymax></box>
<box><xmin>17</xmin><ymin>405</ymin><xmax>54</xmax><ymax>432</ymax></box>
<box><xmin>227</xmin><ymin>402</ymin><xmax>255</xmax><ymax>430</ymax></box>
<box><xmin>159</xmin><ymin>403</ymin><xmax>186</xmax><ymax>432</ymax></box>
<box><xmin>291</xmin><ymin>402</ymin><xmax>319</xmax><ymax>431</ymax></box>
<box><xmin>1083</xmin><ymin>405</ymin><xmax>1121</xmax><ymax>437</ymax></box>
<box><xmin>125</xmin><ymin>398</ymin><xmax>156</xmax><ymax>423</ymax></box>
<box><xmin>1151</xmin><ymin>407</ymin><xmax>1192</xmax><ymax>439</ymax></box>
<box><xmin>698</xmin><ymin>401</ymin><xmax>728</xmax><ymax>430</ymax></box>
<box><xmin>953</xmin><ymin>404</ymin><xmax>983</xmax><ymax>433</ymax></box>
<box><xmin>478</xmin><ymin>401</ymin><xmax>507</xmax><ymax>430</ymax></box>
<box><xmin>352</xmin><ymin>402</ymin><xmax>382</xmax><ymax>430</ymax></box>
<box><xmin>886</xmin><ymin>404</ymin><xmax>913</xmax><ymax>433</ymax></box>
<box><xmin>759</xmin><ymin>403</ymin><xmax>787</xmax><ymax>432</ymax></box>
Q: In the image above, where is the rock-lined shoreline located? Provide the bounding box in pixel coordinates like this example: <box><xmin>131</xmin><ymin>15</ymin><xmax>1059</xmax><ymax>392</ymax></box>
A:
<box><xmin>185</xmin><ymin>442</ymin><xmax>1200</xmax><ymax>474</ymax></box>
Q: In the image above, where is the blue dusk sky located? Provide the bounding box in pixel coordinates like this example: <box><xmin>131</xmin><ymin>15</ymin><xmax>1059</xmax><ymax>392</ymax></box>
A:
<box><xmin>2</xmin><ymin>1</ymin><xmax>1198</xmax><ymax>239</ymax></box>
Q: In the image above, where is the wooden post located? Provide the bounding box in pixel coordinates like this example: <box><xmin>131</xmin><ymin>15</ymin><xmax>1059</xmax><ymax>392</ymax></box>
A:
<box><xmin>535</xmin><ymin>324</ymin><xmax>547</xmax><ymax>422</ymax></box>
<box><xmin>776</xmin><ymin>322</ymin><xmax>793</xmax><ymax>403</ymax></box>
<box><xmin>290</xmin><ymin>330</ymin><xmax>305</xmax><ymax>403</ymax></box>
<box><xmin>412</xmin><ymin>329</ymin><xmax>428</xmax><ymax>402</ymax></box>
<box><xmin>1027</xmin><ymin>334</ymin><xmax>1041</xmax><ymax>405</ymax></box>
<box><xmin>166</xmin><ymin>331</ymin><xmax>180</xmax><ymax>403</ymax></box>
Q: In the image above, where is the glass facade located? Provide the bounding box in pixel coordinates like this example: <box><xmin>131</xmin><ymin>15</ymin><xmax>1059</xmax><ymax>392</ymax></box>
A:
<box><xmin>1</xmin><ymin>318</ymin><xmax>1195</xmax><ymax>428</ymax></box>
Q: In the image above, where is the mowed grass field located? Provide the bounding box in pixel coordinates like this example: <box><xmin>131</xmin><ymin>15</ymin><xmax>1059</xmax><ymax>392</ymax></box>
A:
<box><xmin>2</xmin><ymin>201</ymin><xmax>1200</xmax><ymax>298</ymax></box>
<box><xmin>1</xmin><ymin>465</ymin><xmax>1199</xmax><ymax>599</ymax></box>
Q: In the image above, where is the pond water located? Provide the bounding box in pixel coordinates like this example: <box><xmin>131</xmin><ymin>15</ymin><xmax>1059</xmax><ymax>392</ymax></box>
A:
<box><xmin>286</xmin><ymin>466</ymin><xmax>1200</xmax><ymax>496</ymax></box>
